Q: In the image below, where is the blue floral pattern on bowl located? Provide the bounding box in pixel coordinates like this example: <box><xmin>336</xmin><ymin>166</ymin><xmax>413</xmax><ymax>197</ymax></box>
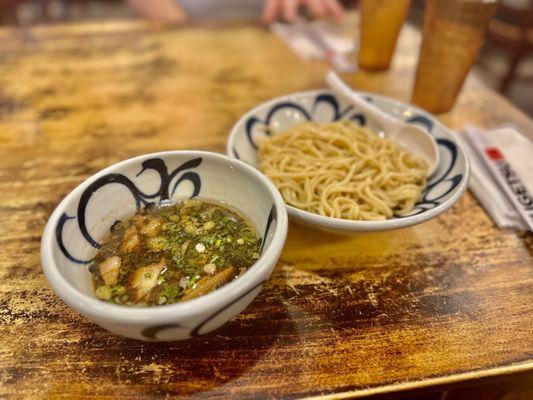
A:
<box><xmin>56</xmin><ymin>157</ymin><xmax>203</xmax><ymax>265</ymax></box>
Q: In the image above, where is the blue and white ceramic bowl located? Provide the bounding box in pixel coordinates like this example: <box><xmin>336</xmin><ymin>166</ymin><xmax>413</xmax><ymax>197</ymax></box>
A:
<box><xmin>41</xmin><ymin>151</ymin><xmax>288</xmax><ymax>341</ymax></box>
<box><xmin>227</xmin><ymin>90</ymin><xmax>470</xmax><ymax>233</ymax></box>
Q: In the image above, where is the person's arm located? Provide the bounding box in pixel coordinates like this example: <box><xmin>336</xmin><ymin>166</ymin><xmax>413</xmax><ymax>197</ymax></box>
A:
<box><xmin>127</xmin><ymin>0</ymin><xmax>187</xmax><ymax>24</ymax></box>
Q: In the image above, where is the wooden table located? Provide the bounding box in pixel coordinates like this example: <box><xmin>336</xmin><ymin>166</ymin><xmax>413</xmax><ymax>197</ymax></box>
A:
<box><xmin>0</xmin><ymin>16</ymin><xmax>532</xmax><ymax>400</ymax></box>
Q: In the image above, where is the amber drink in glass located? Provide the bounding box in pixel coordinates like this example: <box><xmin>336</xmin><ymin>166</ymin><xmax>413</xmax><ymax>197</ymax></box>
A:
<box><xmin>358</xmin><ymin>0</ymin><xmax>411</xmax><ymax>71</ymax></box>
<box><xmin>412</xmin><ymin>0</ymin><xmax>498</xmax><ymax>113</ymax></box>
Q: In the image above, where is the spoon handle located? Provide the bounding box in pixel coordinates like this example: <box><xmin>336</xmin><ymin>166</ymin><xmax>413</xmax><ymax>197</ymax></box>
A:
<box><xmin>326</xmin><ymin>71</ymin><xmax>398</xmax><ymax>132</ymax></box>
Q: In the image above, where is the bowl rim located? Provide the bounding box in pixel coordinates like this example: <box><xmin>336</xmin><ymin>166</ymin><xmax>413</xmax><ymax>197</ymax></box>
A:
<box><xmin>226</xmin><ymin>89</ymin><xmax>470</xmax><ymax>231</ymax></box>
<box><xmin>41</xmin><ymin>150</ymin><xmax>288</xmax><ymax>323</ymax></box>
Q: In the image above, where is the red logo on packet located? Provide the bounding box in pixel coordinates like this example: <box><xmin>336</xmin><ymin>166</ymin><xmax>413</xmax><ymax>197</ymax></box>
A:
<box><xmin>485</xmin><ymin>147</ymin><xmax>504</xmax><ymax>161</ymax></box>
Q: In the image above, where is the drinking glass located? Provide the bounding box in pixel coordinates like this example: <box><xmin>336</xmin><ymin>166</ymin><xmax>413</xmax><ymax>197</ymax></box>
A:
<box><xmin>412</xmin><ymin>0</ymin><xmax>498</xmax><ymax>113</ymax></box>
<box><xmin>358</xmin><ymin>0</ymin><xmax>412</xmax><ymax>71</ymax></box>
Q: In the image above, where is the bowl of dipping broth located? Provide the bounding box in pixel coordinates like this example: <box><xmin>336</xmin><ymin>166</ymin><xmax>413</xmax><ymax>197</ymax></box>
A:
<box><xmin>41</xmin><ymin>151</ymin><xmax>288</xmax><ymax>341</ymax></box>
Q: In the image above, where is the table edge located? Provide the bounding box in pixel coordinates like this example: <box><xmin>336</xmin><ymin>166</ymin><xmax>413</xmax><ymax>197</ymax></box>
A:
<box><xmin>304</xmin><ymin>361</ymin><xmax>533</xmax><ymax>399</ymax></box>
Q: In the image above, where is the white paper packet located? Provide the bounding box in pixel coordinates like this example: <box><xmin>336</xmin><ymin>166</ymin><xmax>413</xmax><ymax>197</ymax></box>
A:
<box><xmin>454</xmin><ymin>126</ymin><xmax>533</xmax><ymax>230</ymax></box>
<box><xmin>270</xmin><ymin>19</ymin><xmax>356</xmax><ymax>72</ymax></box>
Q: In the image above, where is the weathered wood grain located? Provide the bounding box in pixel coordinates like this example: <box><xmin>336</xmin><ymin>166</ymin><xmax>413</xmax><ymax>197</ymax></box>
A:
<box><xmin>0</xmin><ymin>18</ymin><xmax>532</xmax><ymax>400</ymax></box>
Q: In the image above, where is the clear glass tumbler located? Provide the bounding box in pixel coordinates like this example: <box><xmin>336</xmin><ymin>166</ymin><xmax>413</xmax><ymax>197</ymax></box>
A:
<box><xmin>358</xmin><ymin>0</ymin><xmax>412</xmax><ymax>71</ymax></box>
<box><xmin>412</xmin><ymin>0</ymin><xmax>498</xmax><ymax>113</ymax></box>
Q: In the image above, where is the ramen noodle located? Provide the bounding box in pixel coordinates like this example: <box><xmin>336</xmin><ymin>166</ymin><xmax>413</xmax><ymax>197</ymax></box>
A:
<box><xmin>258</xmin><ymin>121</ymin><xmax>428</xmax><ymax>221</ymax></box>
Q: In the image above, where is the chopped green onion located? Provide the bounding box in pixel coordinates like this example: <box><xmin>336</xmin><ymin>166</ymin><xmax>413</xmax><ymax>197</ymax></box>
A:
<box><xmin>95</xmin><ymin>285</ymin><xmax>112</xmax><ymax>300</ymax></box>
<box><xmin>111</xmin><ymin>285</ymin><xmax>126</xmax><ymax>296</ymax></box>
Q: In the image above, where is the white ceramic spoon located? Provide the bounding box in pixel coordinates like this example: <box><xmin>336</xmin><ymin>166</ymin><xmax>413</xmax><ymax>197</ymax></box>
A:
<box><xmin>326</xmin><ymin>71</ymin><xmax>440</xmax><ymax>177</ymax></box>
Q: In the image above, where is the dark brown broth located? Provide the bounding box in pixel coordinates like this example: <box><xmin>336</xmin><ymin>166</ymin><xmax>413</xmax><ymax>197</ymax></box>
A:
<box><xmin>89</xmin><ymin>199</ymin><xmax>261</xmax><ymax>306</ymax></box>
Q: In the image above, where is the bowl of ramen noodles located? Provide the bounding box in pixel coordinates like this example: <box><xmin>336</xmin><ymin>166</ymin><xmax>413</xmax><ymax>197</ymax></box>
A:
<box><xmin>41</xmin><ymin>151</ymin><xmax>288</xmax><ymax>341</ymax></box>
<box><xmin>227</xmin><ymin>90</ymin><xmax>469</xmax><ymax>233</ymax></box>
